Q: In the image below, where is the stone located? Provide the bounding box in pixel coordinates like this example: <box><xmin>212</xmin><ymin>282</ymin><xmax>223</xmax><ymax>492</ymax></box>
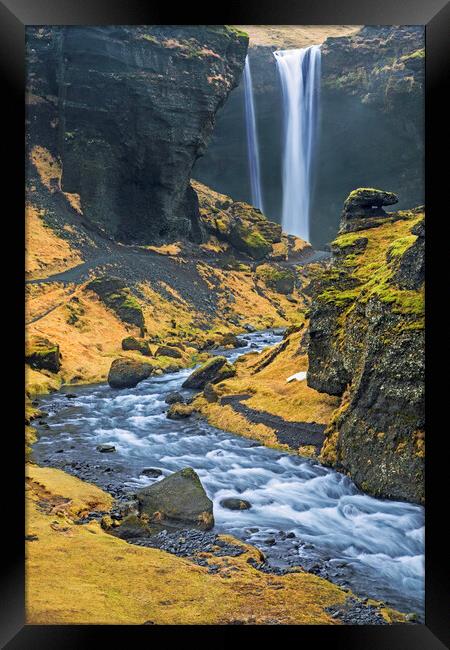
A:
<box><xmin>340</xmin><ymin>188</ymin><xmax>398</xmax><ymax>233</ymax></box>
<box><xmin>155</xmin><ymin>345</ymin><xmax>182</xmax><ymax>359</ymax></box>
<box><xmin>25</xmin><ymin>336</ymin><xmax>61</xmax><ymax>373</ymax></box>
<box><xmin>87</xmin><ymin>277</ymin><xmax>145</xmax><ymax>329</ymax></box>
<box><xmin>220</xmin><ymin>498</ymin><xmax>252</xmax><ymax>511</ymax></box>
<box><xmin>141</xmin><ymin>468</ymin><xmax>163</xmax><ymax>478</ymax></box>
<box><xmin>182</xmin><ymin>356</ymin><xmax>227</xmax><ymax>389</ymax></box>
<box><xmin>107</xmin><ymin>357</ymin><xmax>152</xmax><ymax>388</ymax></box>
<box><xmin>96</xmin><ymin>444</ymin><xmax>116</xmax><ymax>453</ymax></box>
<box><xmin>203</xmin><ymin>382</ymin><xmax>219</xmax><ymax>403</ymax></box>
<box><xmin>136</xmin><ymin>467</ymin><xmax>214</xmax><ymax>530</ymax></box>
<box><xmin>166</xmin><ymin>403</ymin><xmax>194</xmax><ymax>420</ymax></box>
<box><xmin>121</xmin><ymin>336</ymin><xmax>152</xmax><ymax>356</ymax></box>
<box><xmin>164</xmin><ymin>391</ymin><xmax>185</xmax><ymax>405</ymax></box>
<box><xmin>112</xmin><ymin>514</ymin><xmax>152</xmax><ymax>540</ymax></box>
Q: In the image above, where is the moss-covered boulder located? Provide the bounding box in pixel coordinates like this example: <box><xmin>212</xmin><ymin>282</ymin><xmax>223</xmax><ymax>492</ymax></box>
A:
<box><xmin>166</xmin><ymin>403</ymin><xmax>195</xmax><ymax>420</ymax></box>
<box><xmin>107</xmin><ymin>357</ymin><xmax>153</xmax><ymax>389</ymax></box>
<box><xmin>340</xmin><ymin>188</ymin><xmax>398</xmax><ymax>233</ymax></box>
<box><xmin>25</xmin><ymin>336</ymin><xmax>61</xmax><ymax>373</ymax></box>
<box><xmin>121</xmin><ymin>336</ymin><xmax>152</xmax><ymax>356</ymax></box>
<box><xmin>87</xmin><ymin>276</ymin><xmax>145</xmax><ymax>329</ymax></box>
<box><xmin>112</xmin><ymin>514</ymin><xmax>152</xmax><ymax>540</ymax></box>
<box><xmin>256</xmin><ymin>264</ymin><xmax>296</xmax><ymax>294</ymax></box>
<box><xmin>155</xmin><ymin>345</ymin><xmax>182</xmax><ymax>359</ymax></box>
<box><xmin>213</xmin><ymin>361</ymin><xmax>236</xmax><ymax>383</ymax></box>
<box><xmin>182</xmin><ymin>356</ymin><xmax>227</xmax><ymax>389</ymax></box>
<box><xmin>136</xmin><ymin>467</ymin><xmax>214</xmax><ymax>530</ymax></box>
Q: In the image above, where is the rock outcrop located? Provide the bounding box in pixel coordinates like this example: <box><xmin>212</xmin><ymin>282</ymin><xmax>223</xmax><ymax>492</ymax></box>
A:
<box><xmin>87</xmin><ymin>277</ymin><xmax>145</xmax><ymax>330</ymax></box>
<box><xmin>25</xmin><ymin>336</ymin><xmax>61</xmax><ymax>373</ymax></box>
<box><xmin>107</xmin><ymin>357</ymin><xmax>152</xmax><ymax>389</ymax></box>
<box><xmin>307</xmin><ymin>192</ymin><xmax>425</xmax><ymax>503</ymax></box>
<box><xmin>136</xmin><ymin>467</ymin><xmax>214</xmax><ymax>530</ymax></box>
<box><xmin>182</xmin><ymin>356</ymin><xmax>235</xmax><ymax>389</ymax></box>
<box><xmin>194</xmin><ymin>26</ymin><xmax>424</xmax><ymax>247</ymax></box>
<box><xmin>26</xmin><ymin>26</ymin><xmax>248</xmax><ymax>244</ymax></box>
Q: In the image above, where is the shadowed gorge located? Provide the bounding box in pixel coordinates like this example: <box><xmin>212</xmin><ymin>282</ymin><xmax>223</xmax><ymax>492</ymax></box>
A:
<box><xmin>25</xmin><ymin>24</ymin><xmax>424</xmax><ymax>626</ymax></box>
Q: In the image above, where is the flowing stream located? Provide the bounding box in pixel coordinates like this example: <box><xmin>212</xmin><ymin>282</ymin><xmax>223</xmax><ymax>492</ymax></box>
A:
<box><xmin>32</xmin><ymin>329</ymin><xmax>424</xmax><ymax>618</ymax></box>
<box><xmin>243</xmin><ymin>56</ymin><xmax>264</xmax><ymax>212</ymax></box>
<box><xmin>274</xmin><ymin>46</ymin><xmax>321</xmax><ymax>242</ymax></box>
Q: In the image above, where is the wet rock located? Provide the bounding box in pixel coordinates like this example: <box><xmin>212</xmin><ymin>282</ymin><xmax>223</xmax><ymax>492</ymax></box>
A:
<box><xmin>136</xmin><ymin>467</ymin><xmax>214</xmax><ymax>530</ymax></box>
<box><xmin>65</xmin><ymin>393</ymin><xmax>77</xmax><ymax>399</ymax></box>
<box><xmin>164</xmin><ymin>391</ymin><xmax>184</xmax><ymax>405</ymax></box>
<box><xmin>166</xmin><ymin>403</ymin><xmax>195</xmax><ymax>420</ymax></box>
<box><xmin>220</xmin><ymin>498</ymin><xmax>252</xmax><ymax>511</ymax></box>
<box><xmin>203</xmin><ymin>382</ymin><xmax>219</xmax><ymax>403</ymax></box>
<box><xmin>141</xmin><ymin>468</ymin><xmax>163</xmax><ymax>478</ymax></box>
<box><xmin>107</xmin><ymin>357</ymin><xmax>153</xmax><ymax>389</ymax></box>
<box><xmin>96</xmin><ymin>444</ymin><xmax>116</xmax><ymax>453</ymax></box>
<box><xmin>182</xmin><ymin>356</ymin><xmax>227</xmax><ymax>389</ymax></box>
<box><xmin>25</xmin><ymin>336</ymin><xmax>61</xmax><ymax>373</ymax></box>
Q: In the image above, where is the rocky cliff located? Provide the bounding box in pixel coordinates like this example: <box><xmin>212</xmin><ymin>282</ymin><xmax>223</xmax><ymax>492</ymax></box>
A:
<box><xmin>307</xmin><ymin>190</ymin><xmax>424</xmax><ymax>503</ymax></box>
<box><xmin>194</xmin><ymin>25</ymin><xmax>424</xmax><ymax>247</ymax></box>
<box><xmin>26</xmin><ymin>26</ymin><xmax>248</xmax><ymax>244</ymax></box>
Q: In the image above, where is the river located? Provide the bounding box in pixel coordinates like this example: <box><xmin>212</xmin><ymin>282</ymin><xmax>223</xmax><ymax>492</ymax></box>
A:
<box><xmin>31</xmin><ymin>329</ymin><xmax>424</xmax><ymax>618</ymax></box>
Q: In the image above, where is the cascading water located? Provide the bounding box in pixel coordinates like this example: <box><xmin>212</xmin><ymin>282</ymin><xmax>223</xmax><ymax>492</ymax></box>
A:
<box><xmin>243</xmin><ymin>56</ymin><xmax>265</xmax><ymax>212</ymax></box>
<box><xmin>274</xmin><ymin>46</ymin><xmax>321</xmax><ymax>242</ymax></box>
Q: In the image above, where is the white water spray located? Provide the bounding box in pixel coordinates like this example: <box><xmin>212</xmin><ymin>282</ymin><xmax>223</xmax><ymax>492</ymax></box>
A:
<box><xmin>243</xmin><ymin>56</ymin><xmax>264</xmax><ymax>212</ymax></box>
<box><xmin>274</xmin><ymin>46</ymin><xmax>321</xmax><ymax>242</ymax></box>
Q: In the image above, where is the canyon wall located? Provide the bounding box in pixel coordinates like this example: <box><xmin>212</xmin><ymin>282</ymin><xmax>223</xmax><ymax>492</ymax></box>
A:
<box><xmin>193</xmin><ymin>26</ymin><xmax>424</xmax><ymax>248</ymax></box>
<box><xmin>26</xmin><ymin>26</ymin><xmax>248</xmax><ymax>244</ymax></box>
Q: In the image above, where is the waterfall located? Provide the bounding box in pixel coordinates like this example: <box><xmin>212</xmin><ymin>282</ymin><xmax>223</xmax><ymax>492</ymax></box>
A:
<box><xmin>243</xmin><ymin>56</ymin><xmax>264</xmax><ymax>212</ymax></box>
<box><xmin>274</xmin><ymin>46</ymin><xmax>321</xmax><ymax>242</ymax></box>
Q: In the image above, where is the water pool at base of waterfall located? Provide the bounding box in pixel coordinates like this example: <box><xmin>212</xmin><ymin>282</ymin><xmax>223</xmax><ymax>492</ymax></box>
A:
<box><xmin>31</xmin><ymin>329</ymin><xmax>424</xmax><ymax>618</ymax></box>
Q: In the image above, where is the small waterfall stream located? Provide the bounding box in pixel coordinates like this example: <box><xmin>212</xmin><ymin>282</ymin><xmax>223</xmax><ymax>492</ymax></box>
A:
<box><xmin>243</xmin><ymin>56</ymin><xmax>265</xmax><ymax>212</ymax></box>
<box><xmin>274</xmin><ymin>46</ymin><xmax>321</xmax><ymax>242</ymax></box>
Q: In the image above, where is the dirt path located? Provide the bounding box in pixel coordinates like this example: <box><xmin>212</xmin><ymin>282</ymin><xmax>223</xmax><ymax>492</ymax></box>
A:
<box><xmin>219</xmin><ymin>394</ymin><xmax>326</xmax><ymax>451</ymax></box>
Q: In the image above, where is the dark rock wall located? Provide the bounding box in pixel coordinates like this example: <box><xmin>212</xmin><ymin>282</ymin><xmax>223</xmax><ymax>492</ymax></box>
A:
<box><xmin>26</xmin><ymin>26</ymin><xmax>248</xmax><ymax>244</ymax></box>
<box><xmin>193</xmin><ymin>26</ymin><xmax>424</xmax><ymax>248</ymax></box>
<box><xmin>307</xmin><ymin>206</ymin><xmax>425</xmax><ymax>504</ymax></box>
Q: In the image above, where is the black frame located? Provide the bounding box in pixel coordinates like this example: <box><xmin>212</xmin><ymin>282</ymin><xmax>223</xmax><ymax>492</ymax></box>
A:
<box><xmin>4</xmin><ymin>0</ymin><xmax>449</xmax><ymax>647</ymax></box>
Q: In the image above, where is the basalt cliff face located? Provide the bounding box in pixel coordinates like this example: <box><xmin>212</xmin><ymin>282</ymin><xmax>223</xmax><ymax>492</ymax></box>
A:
<box><xmin>307</xmin><ymin>191</ymin><xmax>424</xmax><ymax>504</ymax></box>
<box><xmin>26</xmin><ymin>26</ymin><xmax>248</xmax><ymax>244</ymax></box>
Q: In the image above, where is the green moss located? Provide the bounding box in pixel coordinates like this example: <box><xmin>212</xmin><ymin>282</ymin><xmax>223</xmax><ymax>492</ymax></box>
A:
<box><xmin>386</xmin><ymin>235</ymin><xmax>416</xmax><ymax>259</ymax></box>
<box><xmin>401</xmin><ymin>48</ymin><xmax>425</xmax><ymax>61</ymax></box>
<box><xmin>332</xmin><ymin>232</ymin><xmax>364</xmax><ymax>248</ymax></box>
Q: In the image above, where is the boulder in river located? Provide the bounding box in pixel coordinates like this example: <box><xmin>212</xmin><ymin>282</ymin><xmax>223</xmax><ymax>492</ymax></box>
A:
<box><xmin>182</xmin><ymin>356</ymin><xmax>228</xmax><ymax>389</ymax></box>
<box><xmin>96</xmin><ymin>444</ymin><xmax>116</xmax><ymax>453</ymax></box>
<box><xmin>164</xmin><ymin>391</ymin><xmax>185</xmax><ymax>405</ymax></box>
<box><xmin>220</xmin><ymin>497</ymin><xmax>252</xmax><ymax>511</ymax></box>
<box><xmin>136</xmin><ymin>467</ymin><xmax>214</xmax><ymax>530</ymax></box>
<box><xmin>107</xmin><ymin>357</ymin><xmax>153</xmax><ymax>388</ymax></box>
<box><xmin>166</xmin><ymin>403</ymin><xmax>195</xmax><ymax>420</ymax></box>
<box><xmin>141</xmin><ymin>468</ymin><xmax>163</xmax><ymax>478</ymax></box>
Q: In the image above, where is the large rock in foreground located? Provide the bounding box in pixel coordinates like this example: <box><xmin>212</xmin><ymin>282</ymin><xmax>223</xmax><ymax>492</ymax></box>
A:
<box><xmin>136</xmin><ymin>468</ymin><xmax>214</xmax><ymax>530</ymax></box>
<box><xmin>108</xmin><ymin>358</ymin><xmax>152</xmax><ymax>389</ymax></box>
<box><xmin>340</xmin><ymin>188</ymin><xmax>398</xmax><ymax>233</ymax></box>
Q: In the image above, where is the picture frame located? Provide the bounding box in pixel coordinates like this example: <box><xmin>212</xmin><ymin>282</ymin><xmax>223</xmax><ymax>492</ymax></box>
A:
<box><xmin>3</xmin><ymin>0</ymin><xmax>448</xmax><ymax>646</ymax></box>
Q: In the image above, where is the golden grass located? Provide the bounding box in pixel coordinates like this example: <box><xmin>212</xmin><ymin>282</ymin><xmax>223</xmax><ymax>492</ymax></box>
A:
<box><xmin>238</xmin><ymin>25</ymin><xmax>361</xmax><ymax>48</ymax></box>
<box><xmin>25</xmin><ymin>205</ymin><xmax>83</xmax><ymax>280</ymax></box>
<box><xmin>26</xmin><ymin>465</ymin><xmax>354</xmax><ymax>625</ymax></box>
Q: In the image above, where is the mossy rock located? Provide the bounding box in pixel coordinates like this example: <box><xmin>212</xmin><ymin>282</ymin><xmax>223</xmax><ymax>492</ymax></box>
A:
<box><xmin>229</xmin><ymin>219</ymin><xmax>272</xmax><ymax>260</ymax></box>
<box><xmin>25</xmin><ymin>336</ymin><xmax>61</xmax><ymax>373</ymax></box>
<box><xmin>155</xmin><ymin>345</ymin><xmax>183</xmax><ymax>359</ymax></box>
<box><xmin>342</xmin><ymin>188</ymin><xmax>399</xmax><ymax>226</ymax></box>
<box><xmin>212</xmin><ymin>361</ymin><xmax>236</xmax><ymax>383</ymax></box>
<box><xmin>121</xmin><ymin>336</ymin><xmax>152</xmax><ymax>356</ymax></box>
<box><xmin>256</xmin><ymin>264</ymin><xmax>296</xmax><ymax>294</ymax></box>
<box><xmin>136</xmin><ymin>467</ymin><xmax>214</xmax><ymax>530</ymax></box>
<box><xmin>87</xmin><ymin>276</ymin><xmax>144</xmax><ymax>329</ymax></box>
<box><xmin>112</xmin><ymin>514</ymin><xmax>152</xmax><ymax>540</ymax></box>
<box><xmin>182</xmin><ymin>356</ymin><xmax>227</xmax><ymax>389</ymax></box>
<box><xmin>166</xmin><ymin>403</ymin><xmax>195</xmax><ymax>420</ymax></box>
<box><xmin>107</xmin><ymin>357</ymin><xmax>153</xmax><ymax>389</ymax></box>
